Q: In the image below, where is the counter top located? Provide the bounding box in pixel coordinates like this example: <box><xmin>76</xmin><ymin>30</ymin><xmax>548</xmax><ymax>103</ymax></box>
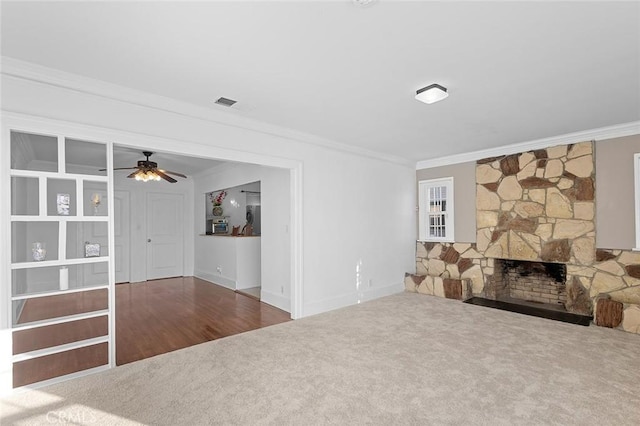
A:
<box><xmin>199</xmin><ymin>234</ymin><xmax>261</xmax><ymax>238</ymax></box>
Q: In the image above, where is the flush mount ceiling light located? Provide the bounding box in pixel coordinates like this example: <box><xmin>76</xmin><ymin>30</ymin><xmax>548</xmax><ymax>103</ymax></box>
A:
<box><xmin>352</xmin><ymin>0</ymin><xmax>377</xmax><ymax>7</ymax></box>
<box><xmin>415</xmin><ymin>84</ymin><xmax>449</xmax><ymax>104</ymax></box>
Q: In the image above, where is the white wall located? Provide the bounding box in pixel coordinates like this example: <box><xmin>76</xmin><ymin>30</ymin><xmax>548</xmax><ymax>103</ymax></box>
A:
<box><xmin>0</xmin><ymin>59</ymin><xmax>416</xmax><ymax>322</ymax></box>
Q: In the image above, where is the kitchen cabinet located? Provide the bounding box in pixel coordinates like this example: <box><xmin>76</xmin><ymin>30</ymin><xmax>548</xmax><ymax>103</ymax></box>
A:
<box><xmin>196</xmin><ymin>235</ymin><xmax>261</xmax><ymax>290</ymax></box>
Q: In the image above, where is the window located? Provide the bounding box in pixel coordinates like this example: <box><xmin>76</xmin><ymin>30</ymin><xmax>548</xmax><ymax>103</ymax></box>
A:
<box><xmin>635</xmin><ymin>153</ymin><xmax>640</xmax><ymax>250</ymax></box>
<box><xmin>419</xmin><ymin>177</ymin><xmax>454</xmax><ymax>242</ymax></box>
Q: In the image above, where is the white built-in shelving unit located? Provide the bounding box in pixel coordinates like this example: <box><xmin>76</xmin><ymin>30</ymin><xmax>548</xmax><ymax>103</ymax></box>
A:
<box><xmin>6</xmin><ymin>127</ymin><xmax>114</xmax><ymax>389</ymax></box>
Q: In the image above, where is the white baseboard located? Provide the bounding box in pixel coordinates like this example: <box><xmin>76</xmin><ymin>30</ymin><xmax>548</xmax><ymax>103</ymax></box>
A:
<box><xmin>260</xmin><ymin>290</ymin><xmax>291</xmax><ymax>313</ymax></box>
<box><xmin>194</xmin><ymin>270</ymin><xmax>236</xmax><ymax>290</ymax></box>
<box><xmin>302</xmin><ymin>282</ymin><xmax>404</xmax><ymax>317</ymax></box>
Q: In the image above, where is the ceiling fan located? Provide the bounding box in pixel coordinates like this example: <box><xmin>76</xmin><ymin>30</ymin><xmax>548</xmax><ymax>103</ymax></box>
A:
<box><xmin>108</xmin><ymin>151</ymin><xmax>187</xmax><ymax>183</ymax></box>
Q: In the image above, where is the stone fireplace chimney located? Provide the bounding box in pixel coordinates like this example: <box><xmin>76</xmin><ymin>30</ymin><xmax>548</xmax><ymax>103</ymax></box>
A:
<box><xmin>475</xmin><ymin>142</ymin><xmax>595</xmax><ymax>314</ymax></box>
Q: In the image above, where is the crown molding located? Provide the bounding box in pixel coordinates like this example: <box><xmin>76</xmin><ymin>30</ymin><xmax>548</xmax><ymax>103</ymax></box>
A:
<box><xmin>416</xmin><ymin>121</ymin><xmax>640</xmax><ymax>170</ymax></box>
<box><xmin>0</xmin><ymin>57</ymin><xmax>412</xmax><ymax>167</ymax></box>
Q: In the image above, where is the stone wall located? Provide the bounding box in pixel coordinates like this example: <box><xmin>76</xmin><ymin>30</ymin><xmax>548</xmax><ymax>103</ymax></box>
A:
<box><xmin>476</xmin><ymin>141</ymin><xmax>595</xmax><ymax>264</ymax></box>
<box><xmin>410</xmin><ymin>242</ymin><xmax>640</xmax><ymax>319</ymax></box>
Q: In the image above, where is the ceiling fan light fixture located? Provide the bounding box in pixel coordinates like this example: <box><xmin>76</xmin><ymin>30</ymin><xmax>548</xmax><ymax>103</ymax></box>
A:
<box><xmin>109</xmin><ymin>151</ymin><xmax>186</xmax><ymax>183</ymax></box>
<box><xmin>415</xmin><ymin>83</ymin><xmax>449</xmax><ymax>104</ymax></box>
<box><xmin>134</xmin><ymin>170</ymin><xmax>161</xmax><ymax>182</ymax></box>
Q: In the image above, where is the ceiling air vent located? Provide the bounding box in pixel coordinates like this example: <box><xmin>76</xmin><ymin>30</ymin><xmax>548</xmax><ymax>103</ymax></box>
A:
<box><xmin>215</xmin><ymin>97</ymin><xmax>237</xmax><ymax>107</ymax></box>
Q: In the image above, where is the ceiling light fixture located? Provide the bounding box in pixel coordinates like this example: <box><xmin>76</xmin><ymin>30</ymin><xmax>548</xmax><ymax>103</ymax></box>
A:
<box><xmin>352</xmin><ymin>0</ymin><xmax>377</xmax><ymax>7</ymax></box>
<box><xmin>133</xmin><ymin>169</ymin><xmax>162</xmax><ymax>182</ymax></box>
<box><xmin>415</xmin><ymin>84</ymin><xmax>449</xmax><ymax>104</ymax></box>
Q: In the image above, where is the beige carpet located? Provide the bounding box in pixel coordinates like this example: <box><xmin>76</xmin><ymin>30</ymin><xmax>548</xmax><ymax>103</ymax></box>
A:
<box><xmin>2</xmin><ymin>292</ymin><xmax>640</xmax><ymax>425</ymax></box>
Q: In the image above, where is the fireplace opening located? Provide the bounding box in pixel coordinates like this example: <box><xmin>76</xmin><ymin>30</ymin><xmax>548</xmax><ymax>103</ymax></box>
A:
<box><xmin>487</xmin><ymin>259</ymin><xmax>567</xmax><ymax>307</ymax></box>
<box><xmin>465</xmin><ymin>258</ymin><xmax>591</xmax><ymax>325</ymax></box>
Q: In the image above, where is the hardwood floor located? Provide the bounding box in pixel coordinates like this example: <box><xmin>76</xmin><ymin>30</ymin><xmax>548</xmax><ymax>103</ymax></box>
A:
<box><xmin>116</xmin><ymin>277</ymin><xmax>291</xmax><ymax>365</ymax></box>
<box><xmin>12</xmin><ymin>277</ymin><xmax>291</xmax><ymax>386</ymax></box>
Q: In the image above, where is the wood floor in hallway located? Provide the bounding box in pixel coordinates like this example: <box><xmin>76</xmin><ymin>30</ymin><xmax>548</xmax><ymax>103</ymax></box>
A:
<box><xmin>116</xmin><ymin>277</ymin><xmax>291</xmax><ymax>365</ymax></box>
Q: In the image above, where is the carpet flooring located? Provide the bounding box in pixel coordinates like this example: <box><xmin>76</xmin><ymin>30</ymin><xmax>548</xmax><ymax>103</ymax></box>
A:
<box><xmin>2</xmin><ymin>292</ymin><xmax>640</xmax><ymax>425</ymax></box>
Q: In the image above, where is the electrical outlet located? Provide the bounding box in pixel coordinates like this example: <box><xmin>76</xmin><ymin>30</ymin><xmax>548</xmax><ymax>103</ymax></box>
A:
<box><xmin>368</xmin><ymin>279</ymin><xmax>373</xmax><ymax>288</ymax></box>
<box><xmin>216</xmin><ymin>266</ymin><xmax>222</xmax><ymax>274</ymax></box>
<box><xmin>281</xmin><ymin>286</ymin><xmax>284</xmax><ymax>294</ymax></box>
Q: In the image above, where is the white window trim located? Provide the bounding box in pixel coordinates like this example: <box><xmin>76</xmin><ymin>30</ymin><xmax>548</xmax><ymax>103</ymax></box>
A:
<box><xmin>634</xmin><ymin>153</ymin><xmax>640</xmax><ymax>251</ymax></box>
<box><xmin>418</xmin><ymin>177</ymin><xmax>455</xmax><ymax>243</ymax></box>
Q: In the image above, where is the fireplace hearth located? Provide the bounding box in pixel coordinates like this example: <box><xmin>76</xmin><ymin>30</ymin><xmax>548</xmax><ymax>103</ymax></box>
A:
<box><xmin>463</xmin><ymin>297</ymin><xmax>592</xmax><ymax>326</ymax></box>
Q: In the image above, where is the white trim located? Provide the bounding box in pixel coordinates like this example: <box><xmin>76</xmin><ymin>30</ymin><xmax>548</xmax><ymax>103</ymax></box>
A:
<box><xmin>303</xmin><ymin>282</ymin><xmax>404</xmax><ymax>317</ymax></box>
<box><xmin>1</xmin><ymin>57</ymin><xmax>411</xmax><ymax>167</ymax></box>
<box><xmin>290</xmin><ymin>164</ymin><xmax>304</xmax><ymax>319</ymax></box>
<box><xmin>418</xmin><ymin>177</ymin><xmax>455</xmax><ymax>243</ymax></box>
<box><xmin>416</xmin><ymin>121</ymin><xmax>640</xmax><ymax>169</ymax></box>
<box><xmin>1</xmin><ymin>121</ymin><xmax>12</xmax><ymax>394</ymax></box>
<box><xmin>260</xmin><ymin>289</ymin><xmax>291</xmax><ymax>313</ymax></box>
<box><xmin>194</xmin><ymin>271</ymin><xmax>236</xmax><ymax>290</ymax></box>
<box><xmin>634</xmin><ymin>153</ymin><xmax>640</xmax><ymax>251</ymax></box>
<box><xmin>106</xmin><ymin>141</ymin><xmax>115</xmax><ymax>369</ymax></box>
<box><xmin>12</xmin><ymin>336</ymin><xmax>108</xmax><ymax>363</ymax></box>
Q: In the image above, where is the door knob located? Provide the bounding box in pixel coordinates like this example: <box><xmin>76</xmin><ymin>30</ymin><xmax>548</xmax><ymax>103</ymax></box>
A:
<box><xmin>147</xmin><ymin>239</ymin><xmax>151</xmax><ymax>242</ymax></box>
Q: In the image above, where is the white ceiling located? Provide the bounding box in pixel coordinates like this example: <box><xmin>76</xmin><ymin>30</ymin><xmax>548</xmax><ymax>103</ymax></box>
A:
<box><xmin>1</xmin><ymin>1</ymin><xmax>639</xmax><ymax>163</ymax></box>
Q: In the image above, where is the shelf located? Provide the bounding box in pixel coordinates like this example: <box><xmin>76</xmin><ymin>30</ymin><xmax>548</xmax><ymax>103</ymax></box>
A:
<box><xmin>10</xmin><ymin>169</ymin><xmax>108</xmax><ymax>181</ymax></box>
<box><xmin>8</xmin><ymin>130</ymin><xmax>113</xmax><ymax>388</ymax></box>
<box><xmin>11</xmin><ymin>309</ymin><xmax>110</xmax><ymax>332</ymax></box>
<box><xmin>11</xmin><ymin>256</ymin><xmax>109</xmax><ymax>270</ymax></box>
<box><xmin>12</xmin><ymin>285</ymin><xmax>109</xmax><ymax>301</ymax></box>
<box><xmin>11</xmin><ymin>215</ymin><xmax>109</xmax><ymax>222</ymax></box>
<box><xmin>12</xmin><ymin>336</ymin><xmax>109</xmax><ymax>363</ymax></box>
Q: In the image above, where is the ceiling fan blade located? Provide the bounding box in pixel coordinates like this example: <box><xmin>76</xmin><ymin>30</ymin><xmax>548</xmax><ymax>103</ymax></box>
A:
<box><xmin>155</xmin><ymin>170</ymin><xmax>177</xmax><ymax>183</ymax></box>
<box><xmin>99</xmin><ymin>167</ymin><xmax>139</xmax><ymax>171</ymax></box>
<box><xmin>159</xmin><ymin>169</ymin><xmax>187</xmax><ymax>178</ymax></box>
<box><xmin>126</xmin><ymin>171</ymin><xmax>139</xmax><ymax>179</ymax></box>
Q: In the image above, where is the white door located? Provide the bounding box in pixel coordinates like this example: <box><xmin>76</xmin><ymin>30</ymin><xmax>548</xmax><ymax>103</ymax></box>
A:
<box><xmin>146</xmin><ymin>192</ymin><xmax>184</xmax><ymax>280</ymax></box>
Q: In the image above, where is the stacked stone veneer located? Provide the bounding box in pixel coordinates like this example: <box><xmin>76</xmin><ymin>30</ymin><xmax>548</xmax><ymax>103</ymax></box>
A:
<box><xmin>408</xmin><ymin>140</ymin><xmax>640</xmax><ymax>334</ymax></box>
<box><xmin>407</xmin><ymin>242</ymin><xmax>640</xmax><ymax>333</ymax></box>
<box><xmin>405</xmin><ymin>242</ymin><xmax>486</xmax><ymax>298</ymax></box>
<box><xmin>476</xmin><ymin>141</ymin><xmax>595</xmax><ymax>264</ymax></box>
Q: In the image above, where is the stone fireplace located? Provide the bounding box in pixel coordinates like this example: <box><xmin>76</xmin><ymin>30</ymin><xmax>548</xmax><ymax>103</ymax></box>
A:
<box><xmin>485</xmin><ymin>259</ymin><xmax>567</xmax><ymax>306</ymax></box>
<box><xmin>474</xmin><ymin>141</ymin><xmax>596</xmax><ymax>314</ymax></box>
<box><xmin>407</xmin><ymin>138</ymin><xmax>640</xmax><ymax>333</ymax></box>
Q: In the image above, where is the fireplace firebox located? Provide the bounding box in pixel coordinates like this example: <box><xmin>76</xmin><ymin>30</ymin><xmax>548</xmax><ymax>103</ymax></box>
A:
<box><xmin>485</xmin><ymin>259</ymin><xmax>567</xmax><ymax>306</ymax></box>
